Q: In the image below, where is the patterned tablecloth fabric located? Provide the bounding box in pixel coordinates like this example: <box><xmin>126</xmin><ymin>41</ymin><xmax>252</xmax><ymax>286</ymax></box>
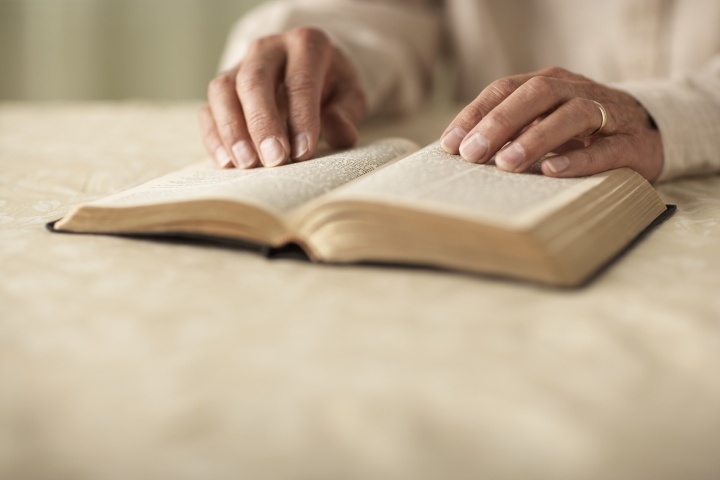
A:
<box><xmin>1</xmin><ymin>103</ymin><xmax>719</xmax><ymax>480</ymax></box>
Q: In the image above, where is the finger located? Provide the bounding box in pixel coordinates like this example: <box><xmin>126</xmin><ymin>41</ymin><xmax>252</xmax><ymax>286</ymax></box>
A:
<box><xmin>321</xmin><ymin>107</ymin><xmax>358</xmax><ymax>149</ymax></box>
<box><xmin>283</xmin><ymin>28</ymin><xmax>332</xmax><ymax>161</ymax></box>
<box><xmin>495</xmin><ymin>97</ymin><xmax>606</xmax><ymax>173</ymax></box>
<box><xmin>207</xmin><ymin>70</ymin><xmax>259</xmax><ymax>169</ymax></box>
<box><xmin>540</xmin><ymin>135</ymin><xmax>627</xmax><ymax>178</ymax></box>
<box><xmin>552</xmin><ymin>138</ymin><xmax>590</xmax><ymax>155</ymax></box>
<box><xmin>460</xmin><ymin>76</ymin><xmax>579</xmax><ymax>165</ymax></box>
<box><xmin>320</xmin><ymin>79</ymin><xmax>366</xmax><ymax>149</ymax></box>
<box><xmin>236</xmin><ymin>37</ymin><xmax>291</xmax><ymax>167</ymax></box>
<box><xmin>440</xmin><ymin>72</ymin><xmax>534</xmax><ymax>154</ymax></box>
<box><xmin>198</xmin><ymin>105</ymin><xmax>234</xmax><ymax>168</ymax></box>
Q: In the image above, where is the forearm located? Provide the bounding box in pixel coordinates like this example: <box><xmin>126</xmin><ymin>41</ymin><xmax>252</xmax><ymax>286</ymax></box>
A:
<box><xmin>613</xmin><ymin>56</ymin><xmax>720</xmax><ymax>181</ymax></box>
<box><xmin>219</xmin><ymin>0</ymin><xmax>441</xmax><ymax>117</ymax></box>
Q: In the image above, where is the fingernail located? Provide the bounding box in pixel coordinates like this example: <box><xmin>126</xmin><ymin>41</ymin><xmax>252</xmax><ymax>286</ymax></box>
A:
<box><xmin>292</xmin><ymin>133</ymin><xmax>309</xmax><ymax>160</ymax></box>
<box><xmin>440</xmin><ymin>127</ymin><xmax>467</xmax><ymax>153</ymax></box>
<box><xmin>259</xmin><ymin>137</ymin><xmax>286</xmax><ymax>167</ymax></box>
<box><xmin>545</xmin><ymin>156</ymin><xmax>569</xmax><ymax>173</ymax></box>
<box><xmin>214</xmin><ymin>146</ymin><xmax>233</xmax><ymax>168</ymax></box>
<box><xmin>495</xmin><ymin>142</ymin><xmax>525</xmax><ymax>171</ymax></box>
<box><xmin>231</xmin><ymin>140</ymin><xmax>257</xmax><ymax>169</ymax></box>
<box><xmin>459</xmin><ymin>133</ymin><xmax>489</xmax><ymax>163</ymax></box>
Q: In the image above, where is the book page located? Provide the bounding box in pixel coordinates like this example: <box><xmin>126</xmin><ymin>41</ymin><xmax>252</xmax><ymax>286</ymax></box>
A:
<box><xmin>329</xmin><ymin>142</ymin><xmax>588</xmax><ymax>223</ymax></box>
<box><xmin>86</xmin><ymin>138</ymin><xmax>418</xmax><ymax>214</ymax></box>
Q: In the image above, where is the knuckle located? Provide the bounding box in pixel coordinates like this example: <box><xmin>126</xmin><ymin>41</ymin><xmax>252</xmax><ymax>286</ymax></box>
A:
<box><xmin>247</xmin><ymin>35</ymin><xmax>280</xmax><ymax>55</ymax></box>
<box><xmin>524</xmin><ymin>76</ymin><xmax>554</xmax><ymax>97</ymax></box>
<box><xmin>237</xmin><ymin>65</ymin><xmax>267</xmax><ymax>91</ymax></box>
<box><xmin>486</xmin><ymin>77</ymin><xmax>518</xmax><ymax>99</ymax></box>
<box><xmin>459</xmin><ymin>102</ymin><xmax>485</xmax><ymax>125</ymax></box>
<box><xmin>216</xmin><ymin>119</ymin><xmax>244</xmax><ymax>139</ymax></box>
<box><xmin>284</xmin><ymin>70</ymin><xmax>317</xmax><ymax>94</ymax></box>
<box><xmin>540</xmin><ymin>65</ymin><xmax>568</xmax><ymax>77</ymax></box>
<box><xmin>525</xmin><ymin>125</ymin><xmax>549</xmax><ymax>147</ymax></box>
<box><xmin>208</xmin><ymin>74</ymin><xmax>233</xmax><ymax>97</ymax></box>
<box><xmin>288</xmin><ymin>27</ymin><xmax>329</xmax><ymax>48</ymax></box>
<box><xmin>483</xmin><ymin>109</ymin><xmax>513</xmax><ymax>132</ymax></box>
<box><xmin>288</xmin><ymin>112</ymin><xmax>318</xmax><ymax>133</ymax></box>
<box><xmin>244</xmin><ymin>110</ymin><xmax>277</xmax><ymax>135</ymax></box>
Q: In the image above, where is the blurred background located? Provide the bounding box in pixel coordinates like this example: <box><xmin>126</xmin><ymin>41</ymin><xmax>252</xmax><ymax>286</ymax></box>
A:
<box><xmin>0</xmin><ymin>0</ymin><xmax>264</xmax><ymax>101</ymax></box>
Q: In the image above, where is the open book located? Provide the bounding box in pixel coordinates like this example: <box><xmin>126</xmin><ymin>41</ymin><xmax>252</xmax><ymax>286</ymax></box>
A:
<box><xmin>53</xmin><ymin>139</ymin><xmax>671</xmax><ymax>286</ymax></box>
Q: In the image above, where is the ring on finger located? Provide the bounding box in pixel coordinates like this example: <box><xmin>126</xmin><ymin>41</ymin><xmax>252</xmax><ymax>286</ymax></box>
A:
<box><xmin>587</xmin><ymin>100</ymin><xmax>608</xmax><ymax>136</ymax></box>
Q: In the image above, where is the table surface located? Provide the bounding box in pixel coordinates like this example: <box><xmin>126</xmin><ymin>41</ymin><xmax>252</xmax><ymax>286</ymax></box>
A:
<box><xmin>2</xmin><ymin>103</ymin><xmax>720</xmax><ymax>480</ymax></box>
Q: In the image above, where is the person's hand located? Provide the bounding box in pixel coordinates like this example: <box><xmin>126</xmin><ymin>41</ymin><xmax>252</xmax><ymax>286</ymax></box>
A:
<box><xmin>199</xmin><ymin>28</ymin><xmax>367</xmax><ymax>169</ymax></box>
<box><xmin>440</xmin><ymin>67</ymin><xmax>663</xmax><ymax>181</ymax></box>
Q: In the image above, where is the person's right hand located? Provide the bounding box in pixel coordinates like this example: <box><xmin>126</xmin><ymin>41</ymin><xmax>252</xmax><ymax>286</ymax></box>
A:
<box><xmin>199</xmin><ymin>27</ymin><xmax>367</xmax><ymax>169</ymax></box>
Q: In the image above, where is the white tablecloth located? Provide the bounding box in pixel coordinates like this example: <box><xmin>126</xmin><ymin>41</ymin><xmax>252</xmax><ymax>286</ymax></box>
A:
<box><xmin>1</xmin><ymin>103</ymin><xmax>719</xmax><ymax>480</ymax></box>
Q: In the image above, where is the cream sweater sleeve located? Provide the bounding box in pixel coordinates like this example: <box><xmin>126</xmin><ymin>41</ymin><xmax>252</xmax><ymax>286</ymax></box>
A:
<box><xmin>219</xmin><ymin>0</ymin><xmax>441</xmax><ymax>117</ymax></box>
<box><xmin>614</xmin><ymin>56</ymin><xmax>720</xmax><ymax>181</ymax></box>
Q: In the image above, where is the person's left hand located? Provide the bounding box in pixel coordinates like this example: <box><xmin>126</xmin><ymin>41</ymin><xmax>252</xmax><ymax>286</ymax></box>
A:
<box><xmin>439</xmin><ymin>67</ymin><xmax>663</xmax><ymax>181</ymax></box>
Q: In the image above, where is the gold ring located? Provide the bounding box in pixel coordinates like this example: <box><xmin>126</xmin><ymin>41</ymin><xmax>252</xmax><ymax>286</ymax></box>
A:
<box><xmin>588</xmin><ymin>100</ymin><xmax>607</xmax><ymax>136</ymax></box>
